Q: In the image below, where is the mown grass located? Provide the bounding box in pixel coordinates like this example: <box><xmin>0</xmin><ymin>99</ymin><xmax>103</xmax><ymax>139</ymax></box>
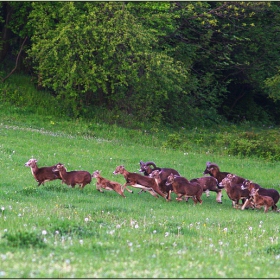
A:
<box><xmin>0</xmin><ymin>105</ymin><xmax>280</xmax><ymax>278</ymax></box>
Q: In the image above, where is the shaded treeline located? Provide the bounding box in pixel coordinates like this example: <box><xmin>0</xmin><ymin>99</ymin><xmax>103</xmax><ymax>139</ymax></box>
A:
<box><xmin>1</xmin><ymin>1</ymin><xmax>280</xmax><ymax>127</ymax></box>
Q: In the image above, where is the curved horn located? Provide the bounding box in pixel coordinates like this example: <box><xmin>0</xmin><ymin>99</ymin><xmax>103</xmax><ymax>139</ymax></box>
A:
<box><xmin>208</xmin><ymin>162</ymin><xmax>219</xmax><ymax>169</ymax></box>
<box><xmin>144</xmin><ymin>161</ymin><xmax>157</xmax><ymax>169</ymax></box>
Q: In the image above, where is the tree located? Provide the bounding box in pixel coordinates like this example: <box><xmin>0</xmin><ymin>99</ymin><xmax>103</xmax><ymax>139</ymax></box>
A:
<box><xmin>27</xmin><ymin>2</ymin><xmax>188</xmax><ymax>121</ymax></box>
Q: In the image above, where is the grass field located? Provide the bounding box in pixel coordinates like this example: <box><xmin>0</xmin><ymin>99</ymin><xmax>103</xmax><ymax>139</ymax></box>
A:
<box><xmin>0</xmin><ymin>107</ymin><xmax>280</xmax><ymax>278</ymax></box>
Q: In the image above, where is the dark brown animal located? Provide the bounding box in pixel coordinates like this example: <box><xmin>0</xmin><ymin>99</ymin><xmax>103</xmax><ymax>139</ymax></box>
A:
<box><xmin>203</xmin><ymin>161</ymin><xmax>230</xmax><ymax>183</ymax></box>
<box><xmin>25</xmin><ymin>158</ymin><xmax>61</xmax><ymax>186</ymax></box>
<box><xmin>190</xmin><ymin>176</ymin><xmax>222</xmax><ymax>203</ymax></box>
<box><xmin>250</xmin><ymin>188</ymin><xmax>275</xmax><ymax>213</ymax></box>
<box><xmin>53</xmin><ymin>163</ymin><xmax>91</xmax><ymax>188</ymax></box>
<box><xmin>219</xmin><ymin>174</ymin><xmax>250</xmax><ymax>208</ymax></box>
<box><xmin>241</xmin><ymin>180</ymin><xmax>279</xmax><ymax>211</ymax></box>
<box><xmin>139</xmin><ymin>160</ymin><xmax>180</xmax><ymax>200</ymax></box>
<box><xmin>204</xmin><ymin>162</ymin><xmax>247</xmax><ymax>204</ymax></box>
<box><xmin>165</xmin><ymin>173</ymin><xmax>203</xmax><ymax>204</ymax></box>
<box><xmin>92</xmin><ymin>170</ymin><xmax>130</xmax><ymax>197</ymax></box>
<box><xmin>113</xmin><ymin>165</ymin><xmax>167</xmax><ymax>199</ymax></box>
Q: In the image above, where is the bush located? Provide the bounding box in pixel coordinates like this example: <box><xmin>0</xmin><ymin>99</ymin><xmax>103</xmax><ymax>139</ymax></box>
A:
<box><xmin>2</xmin><ymin>231</ymin><xmax>47</xmax><ymax>248</ymax></box>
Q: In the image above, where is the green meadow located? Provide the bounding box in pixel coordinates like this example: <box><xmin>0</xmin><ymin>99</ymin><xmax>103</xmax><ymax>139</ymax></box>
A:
<box><xmin>0</xmin><ymin>105</ymin><xmax>280</xmax><ymax>278</ymax></box>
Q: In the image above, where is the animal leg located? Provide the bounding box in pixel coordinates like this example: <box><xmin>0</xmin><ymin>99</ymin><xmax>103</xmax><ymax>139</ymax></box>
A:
<box><xmin>196</xmin><ymin>196</ymin><xmax>203</xmax><ymax>204</ymax></box>
<box><xmin>166</xmin><ymin>190</ymin><xmax>172</xmax><ymax>201</ymax></box>
<box><xmin>122</xmin><ymin>183</ymin><xmax>133</xmax><ymax>193</ymax></box>
<box><xmin>241</xmin><ymin>199</ymin><xmax>249</xmax><ymax>210</ymax></box>
<box><xmin>216</xmin><ymin>191</ymin><xmax>222</xmax><ymax>203</ymax></box>
<box><xmin>190</xmin><ymin>196</ymin><xmax>198</xmax><ymax>204</ymax></box>
<box><xmin>205</xmin><ymin>189</ymin><xmax>210</xmax><ymax>197</ymax></box>
<box><xmin>95</xmin><ymin>183</ymin><xmax>103</xmax><ymax>192</ymax></box>
<box><xmin>131</xmin><ymin>184</ymin><xmax>158</xmax><ymax>198</ymax></box>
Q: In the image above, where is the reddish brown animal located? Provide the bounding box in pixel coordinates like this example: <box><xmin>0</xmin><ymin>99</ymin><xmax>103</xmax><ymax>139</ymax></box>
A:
<box><xmin>203</xmin><ymin>161</ymin><xmax>231</xmax><ymax>183</ymax></box>
<box><xmin>241</xmin><ymin>180</ymin><xmax>279</xmax><ymax>211</ymax></box>
<box><xmin>149</xmin><ymin>169</ymin><xmax>172</xmax><ymax>201</ymax></box>
<box><xmin>219</xmin><ymin>174</ymin><xmax>250</xmax><ymax>208</ymax></box>
<box><xmin>53</xmin><ymin>163</ymin><xmax>91</xmax><ymax>188</ymax></box>
<box><xmin>190</xmin><ymin>176</ymin><xmax>221</xmax><ymax>203</ymax></box>
<box><xmin>92</xmin><ymin>170</ymin><xmax>130</xmax><ymax>198</ymax></box>
<box><xmin>25</xmin><ymin>158</ymin><xmax>61</xmax><ymax>186</ymax></box>
<box><xmin>113</xmin><ymin>165</ymin><xmax>167</xmax><ymax>199</ymax></box>
<box><xmin>139</xmin><ymin>160</ymin><xmax>180</xmax><ymax>200</ymax></box>
<box><xmin>165</xmin><ymin>173</ymin><xmax>203</xmax><ymax>204</ymax></box>
<box><xmin>250</xmin><ymin>188</ymin><xmax>275</xmax><ymax>213</ymax></box>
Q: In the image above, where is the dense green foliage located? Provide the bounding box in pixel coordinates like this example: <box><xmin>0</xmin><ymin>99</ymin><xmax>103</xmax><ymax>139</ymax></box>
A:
<box><xmin>1</xmin><ymin>1</ymin><xmax>280</xmax><ymax>126</ymax></box>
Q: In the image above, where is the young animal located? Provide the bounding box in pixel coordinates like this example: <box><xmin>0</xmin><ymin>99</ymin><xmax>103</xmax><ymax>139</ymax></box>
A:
<box><xmin>139</xmin><ymin>160</ymin><xmax>180</xmax><ymax>200</ymax></box>
<box><xmin>190</xmin><ymin>176</ymin><xmax>221</xmax><ymax>203</ymax></box>
<box><xmin>113</xmin><ymin>165</ymin><xmax>167</xmax><ymax>199</ymax></box>
<box><xmin>149</xmin><ymin>169</ymin><xmax>172</xmax><ymax>201</ymax></box>
<box><xmin>92</xmin><ymin>170</ymin><xmax>131</xmax><ymax>197</ymax></box>
<box><xmin>52</xmin><ymin>163</ymin><xmax>91</xmax><ymax>188</ymax></box>
<box><xmin>250</xmin><ymin>188</ymin><xmax>275</xmax><ymax>213</ymax></box>
<box><xmin>25</xmin><ymin>158</ymin><xmax>61</xmax><ymax>186</ymax></box>
<box><xmin>241</xmin><ymin>180</ymin><xmax>279</xmax><ymax>211</ymax></box>
<box><xmin>165</xmin><ymin>173</ymin><xmax>203</xmax><ymax>204</ymax></box>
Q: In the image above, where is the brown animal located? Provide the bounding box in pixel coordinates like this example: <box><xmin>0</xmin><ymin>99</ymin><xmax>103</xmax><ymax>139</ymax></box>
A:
<box><xmin>52</xmin><ymin>163</ymin><xmax>91</xmax><ymax>188</ymax></box>
<box><xmin>165</xmin><ymin>173</ymin><xmax>203</xmax><ymax>204</ymax></box>
<box><xmin>190</xmin><ymin>176</ymin><xmax>221</xmax><ymax>203</ymax></box>
<box><xmin>204</xmin><ymin>162</ymin><xmax>247</xmax><ymax>204</ymax></box>
<box><xmin>203</xmin><ymin>161</ymin><xmax>230</xmax><ymax>183</ymax></box>
<box><xmin>250</xmin><ymin>188</ymin><xmax>275</xmax><ymax>213</ymax></box>
<box><xmin>25</xmin><ymin>158</ymin><xmax>61</xmax><ymax>186</ymax></box>
<box><xmin>113</xmin><ymin>165</ymin><xmax>167</xmax><ymax>199</ymax></box>
<box><xmin>139</xmin><ymin>160</ymin><xmax>180</xmax><ymax>200</ymax></box>
<box><xmin>149</xmin><ymin>169</ymin><xmax>172</xmax><ymax>201</ymax></box>
<box><xmin>92</xmin><ymin>170</ymin><xmax>130</xmax><ymax>197</ymax></box>
<box><xmin>241</xmin><ymin>180</ymin><xmax>279</xmax><ymax>211</ymax></box>
<box><xmin>219</xmin><ymin>174</ymin><xmax>250</xmax><ymax>208</ymax></box>
<box><xmin>203</xmin><ymin>162</ymin><xmax>245</xmax><ymax>183</ymax></box>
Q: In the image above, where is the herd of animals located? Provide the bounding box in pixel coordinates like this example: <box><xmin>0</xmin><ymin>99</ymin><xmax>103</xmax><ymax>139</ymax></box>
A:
<box><xmin>24</xmin><ymin>158</ymin><xmax>280</xmax><ymax>213</ymax></box>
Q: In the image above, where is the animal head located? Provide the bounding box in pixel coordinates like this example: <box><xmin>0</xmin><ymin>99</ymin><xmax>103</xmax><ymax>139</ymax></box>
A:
<box><xmin>139</xmin><ymin>161</ymin><xmax>156</xmax><ymax>174</ymax></box>
<box><xmin>113</xmin><ymin>165</ymin><xmax>125</xmax><ymax>175</ymax></box>
<box><xmin>203</xmin><ymin>161</ymin><xmax>220</xmax><ymax>175</ymax></box>
<box><xmin>250</xmin><ymin>188</ymin><xmax>259</xmax><ymax>197</ymax></box>
<box><xmin>52</xmin><ymin>163</ymin><xmax>66</xmax><ymax>172</ymax></box>
<box><xmin>149</xmin><ymin>169</ymin><xmax>161</xmax><ymax>179</ymax></box>
<box><xmin>92</xmin><ymin>170</ymin><xmax>101</xmax><ymax>178</ymax></box>
<box><xmin>166</xmin><ymin>173</ymin><xmax>175</xmax><ymax>186</ymax></box>
<box><xmin>241</xmin><ymin>179</ymin><xmax>253</xmax><ymax>191</ymax></box>
<box><xmin>226</xmin><ymin>173</ymin><xmax>234</xmax><ymax>180</ymax></box>
<box><xmin>219</xmin><ymin>176</ymin><xmax>230</xmax><ymax>188</ymax></box>
<box><xmin>25</xmin><ymin>158</ymin><xmax>37</xmax><ymax>167</ymax></box>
